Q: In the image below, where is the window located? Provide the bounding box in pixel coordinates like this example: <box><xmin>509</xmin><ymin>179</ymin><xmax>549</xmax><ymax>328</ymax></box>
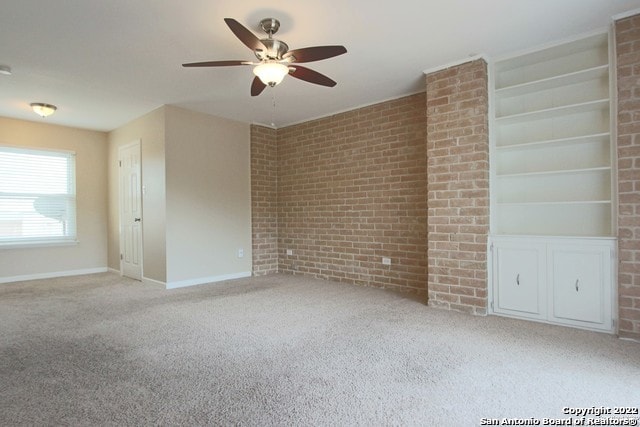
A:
<box><xmin>0</xmin><ymin>146</ymin><xmax>76</xmax><ymax>246</ymax></box>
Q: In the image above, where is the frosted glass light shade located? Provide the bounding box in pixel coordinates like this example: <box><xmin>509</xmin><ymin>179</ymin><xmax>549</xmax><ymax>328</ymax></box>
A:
<box><xmin>30</xmin><ymin>103</ymin><xmax>57</xmax><ymax>118</ymax></box>
<box><xmin>253</xmin><ymin>62</ymin><xmax>289</xmax><ymax>86</ymax></box>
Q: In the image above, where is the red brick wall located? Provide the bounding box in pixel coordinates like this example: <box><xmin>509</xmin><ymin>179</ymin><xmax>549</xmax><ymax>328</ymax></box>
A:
<box><xmin>615</xmin><ymin>14</ymin><xmax>640</xmax><ymax>339</ymax></box>
<box><xmin>425</xmin><ymin>59</ymin><xmax>490</xmax><ymax>315</ymax></box>
<box><xmin>250</xmin><ymin>124</ymin><xmax>278</xmax><ymax>275</ymax></box>
<box><xmin>276</xmin><ymin>93</ymin><xmax>428</xmax><ymax>292</ymax></box>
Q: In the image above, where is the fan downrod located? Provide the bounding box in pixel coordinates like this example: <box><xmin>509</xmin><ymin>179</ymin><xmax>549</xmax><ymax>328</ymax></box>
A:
<box><xmin>255</xmin><ymin>18</ymin><xmax>288</xmax><ymax>61</ymax></box>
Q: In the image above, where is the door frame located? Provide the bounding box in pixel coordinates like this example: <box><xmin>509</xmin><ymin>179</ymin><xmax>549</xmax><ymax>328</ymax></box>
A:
<box><xmin>118</xmin><ymin>139</ymin><xmax>143</xmax><ymax>280</ymax></box>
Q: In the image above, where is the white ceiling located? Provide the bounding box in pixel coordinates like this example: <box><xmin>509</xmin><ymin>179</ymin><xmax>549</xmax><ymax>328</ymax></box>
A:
<box><xmin>1</xmin><ymin>0</ymin><xmax>639</xmax><ymax>132</ymax></box>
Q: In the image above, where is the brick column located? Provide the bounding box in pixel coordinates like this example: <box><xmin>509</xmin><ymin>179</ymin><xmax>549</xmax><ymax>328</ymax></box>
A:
<box><xmin>250</xmin><ymin>124</ymin><xmax>278</xmax><ymax>275</ymax></box>
<box><xmin>615</xmin><ymin>14</ymin><xmax>640</xmax><ymax>339</ymax></box>
<box><xmin>425</xmin><ymin>59</ymin><xmax>490</xmax><ymax>315</ymax></box>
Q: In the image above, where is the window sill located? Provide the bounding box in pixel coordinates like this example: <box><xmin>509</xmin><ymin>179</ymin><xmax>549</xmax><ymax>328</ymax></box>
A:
<box><xmin>0</xmin><ymin>240</ymin><xmax>79</xmax><ymax>250</ymax></box>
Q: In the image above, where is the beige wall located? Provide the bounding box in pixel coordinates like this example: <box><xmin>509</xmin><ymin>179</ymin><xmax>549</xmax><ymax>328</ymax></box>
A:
<box><xmin>165</xmin><ymin>106</ymin><xmax>252</xmax><ymax>284</ymax></box>
<box><xmin>108</xmin><ymin>107</ymin><xmax>166</xmax><ymax>283</ymax></box>
<box><xmin>0</xmin><ymin>117</ymin><xmax>108</xmax><ymax>279</ymax></box>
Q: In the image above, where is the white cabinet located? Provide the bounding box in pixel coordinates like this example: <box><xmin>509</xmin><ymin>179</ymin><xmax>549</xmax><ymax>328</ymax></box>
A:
<box><xmin>491</xmin><ymin>32</ymin><xmax>615</xmax><ymax>237</ymax></box>
<box><xmin>490</xmin><ymin>237</ymin><xmax>615</xmax><ymax>333</ymax></box>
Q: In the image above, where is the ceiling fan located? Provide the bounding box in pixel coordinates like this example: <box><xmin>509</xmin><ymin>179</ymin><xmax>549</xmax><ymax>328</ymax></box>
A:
<box><xmin>183</xmin><ymin>18</ymin><xmax>347</xmax><ymax>96</ymax></box>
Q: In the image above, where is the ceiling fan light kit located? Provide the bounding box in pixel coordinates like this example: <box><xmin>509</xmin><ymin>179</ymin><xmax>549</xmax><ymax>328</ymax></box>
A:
<box><xmin>253</xmin><ymin>62</ymin><xmax>290</xmax><ymax>86</ymax></box>
<box><xmin>183</xmin><ymin>17</ymin><xmax>347</xmax><ymax>96</ymax></box>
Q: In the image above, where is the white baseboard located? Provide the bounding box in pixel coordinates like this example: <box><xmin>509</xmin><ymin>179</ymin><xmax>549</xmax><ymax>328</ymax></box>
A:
<box><xmin>108</xmin><ymin>269</ymin><xmax>166</xmax><ymax>288</ymax></box>
<box><xmin>142</xmin><ymin>276</ymin><xmax>166</xmax><ymax>288</ymax></box>
<box><xmin>0</xmin><ymin>267</ymin><xmax>108</xmax><ymax>284</ymax></box>
<box><xmin>166</xmin><ymin>271</ymin><xmax>252</xmax><ymax>290</ymax></box>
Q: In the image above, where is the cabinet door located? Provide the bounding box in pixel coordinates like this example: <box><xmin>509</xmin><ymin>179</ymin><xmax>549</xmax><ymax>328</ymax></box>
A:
<box><xmin>493</xmin><ymin>243</ymin><xmax>546</xmax><ymax>319</ymax></box>
<box><xmin>549</xmin><ymin>245</ymin><xmax>610</xmax><ymax>326</ymax></box>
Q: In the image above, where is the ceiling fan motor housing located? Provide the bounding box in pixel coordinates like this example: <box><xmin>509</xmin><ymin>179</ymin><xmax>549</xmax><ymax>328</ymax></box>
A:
<box><xmin>255</xmin><ymin>38</ymin><xmax>289</xmax><ymax>61</ymax></box>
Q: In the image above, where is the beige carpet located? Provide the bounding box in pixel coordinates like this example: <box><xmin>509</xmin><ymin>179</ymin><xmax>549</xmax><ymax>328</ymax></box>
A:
<box><xmin>0</xmin><ymin>273</ymin><xmax>638</xmax><ymax>426</ymax></box>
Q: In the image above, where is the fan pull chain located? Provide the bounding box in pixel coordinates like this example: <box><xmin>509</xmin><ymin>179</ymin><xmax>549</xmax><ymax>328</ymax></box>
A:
<box><xmin>271</xmin><ymin>90</ymin><xmax>276</xmax><ymax>128</ymax></box>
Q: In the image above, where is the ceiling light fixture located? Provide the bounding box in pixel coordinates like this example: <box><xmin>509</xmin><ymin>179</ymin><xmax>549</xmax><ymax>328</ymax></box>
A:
<box><xmin>30</xmin><ymin>103</ymin><xmax>57</xmax><ymax>118</ymax></box>
<box><xmin>0</xmin><ymin>65</ymin><xmax>11</xmax><ymax>75</ymax></box>
<box><xmin>253</xmin><ymin>62</ymin><xmax>289</xmax><ymax>87</ymax></box>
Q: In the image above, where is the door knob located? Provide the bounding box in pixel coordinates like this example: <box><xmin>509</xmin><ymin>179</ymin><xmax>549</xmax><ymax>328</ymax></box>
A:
<box><xmin>134</xmin><ymin>218</ymin><xmax>141</xmax><ymax>222</ymax></box>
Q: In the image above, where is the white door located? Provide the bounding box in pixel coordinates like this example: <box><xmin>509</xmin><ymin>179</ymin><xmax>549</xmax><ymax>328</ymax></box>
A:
<box><xmin>119</xmin><ymin>141</ymin><xmax>142</xmax><ymax>280</ymax></box>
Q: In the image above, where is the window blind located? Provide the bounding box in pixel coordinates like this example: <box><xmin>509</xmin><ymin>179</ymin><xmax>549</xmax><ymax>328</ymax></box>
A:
<box><xmin>0</xmin><ymin>146</ymin><xmax>76</xmax><ymax>245</ymax></box>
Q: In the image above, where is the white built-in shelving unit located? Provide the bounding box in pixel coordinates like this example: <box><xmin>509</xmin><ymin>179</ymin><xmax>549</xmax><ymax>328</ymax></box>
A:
<box><xmin>492</xmin><ymin>32</ymin><xmax>614</xmax><ymax>237</ymax></box>
<box><xmin>489</xmin><ymin>32</ymin><xmax>617</xmax><ymax>333</ymax></box>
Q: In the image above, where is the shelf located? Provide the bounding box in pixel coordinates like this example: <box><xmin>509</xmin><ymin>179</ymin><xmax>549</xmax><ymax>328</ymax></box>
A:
<box><xmin>494</xmin><ymin>33</ymin><xmax>608</xmax><ymax>89</ymax></box>
<box><xmin>496</xmin><ymin>166</ymin><xmax>610</xmax><ymax>179</ymax></box>
<box><xmin>491</xmin><ymin>234</ymin><xmax>617</xmax><ymax>242</ymax></box>
<box><xmin>496</xmin><ymin>133</ymin><xmax>610</xmax><ymax>151</ymax></box>
<box><xmin>494</xmin><ymin>203</ymin><xmax>613</xmax><ymax>237</ymax></box>
<box><xmin>495</xmin><ymin>137</ymin><xmax>610</xmax><ymax>176</ymax></box>
<box><xmin>496</xmin><ymin>168</ymin><xmax>610</xmax><ymax>205</ymax></box>
<box><xmin>494</xmin><ymin>109</ymin><xmax>609</xmax><ymax>147</ymax></box>
<box><xmin>494</xmin><ymin>33</ymin><xmax>608</xmax><ymax>73</ymax></box>
<box><xmin>495</xmin><ymin>99</ymin><xmax>609</xmax><ymax>124</ymax></box>
<box><xmin>497</xmin><ymin>200</ymin><xmax>610</xmax><ymax>207</ymax></box>
<box><xmin>495</xmin><ymin>65</ymin><xmax>609</xmax><ymax>98</ymax></box>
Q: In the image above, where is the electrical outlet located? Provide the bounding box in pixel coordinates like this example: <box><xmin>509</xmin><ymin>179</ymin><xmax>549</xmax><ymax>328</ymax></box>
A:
<box><xmin>382</xmin><ymin>257</ymin><xmax>391</xmax><ymax>265</ymax></box>
<box><xmin>237</xmin><ymin>248</ymin><xmax>244</xmax><ymax>258</ymax></box>
<box><xmin>287</xmin><ymin>249</ymin><xmax>293</xmax><ymax>256</ymax></box>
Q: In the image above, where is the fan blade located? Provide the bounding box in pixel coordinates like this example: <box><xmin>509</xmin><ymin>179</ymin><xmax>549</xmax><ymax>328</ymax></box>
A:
<box><xmin>251</xmin><ymin>76</ymin><xmax>267</xmax><ymax>96</ymax></box>
<box><xmin>182</xmin><ymin>60</ymin><xmax>251</xmax><ymax>67</ymax></box>
<box><xmin>289</xmin><ymin>66</ymin><xmax>337</xmax><ymax>87</ymax></box>
<box><xmin>284</xmin><ymin>46</ymin><xmax>347</xmax><ymax>63</ymax></box>
<box><xmin>224</xmin><ymin>18</ymin><xmax>267</xmax><ymax>52</ymax></box>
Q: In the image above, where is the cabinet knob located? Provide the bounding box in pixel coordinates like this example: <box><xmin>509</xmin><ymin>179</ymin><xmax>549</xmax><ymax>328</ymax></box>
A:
<box><xmin>516</xmin><ymin>274</ymin><xmax>520</xmax><ymax>285</ymax></box>
<box><xmin>575</xmin><ymin>279</ymin><xmax>579</xmax><ymax>292</ymax></box>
